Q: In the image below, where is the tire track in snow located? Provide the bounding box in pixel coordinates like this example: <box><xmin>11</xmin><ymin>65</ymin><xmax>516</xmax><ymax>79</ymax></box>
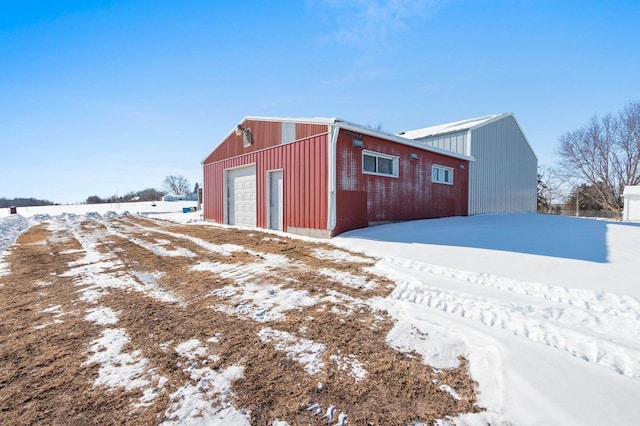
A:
<box><xmin>375</xmin><ymin>258</ymin><xmax>640</xmax><ymax>379</ymax></box>
<box><xmin>55</xmin><ymin>215</ymin><xmax>183</xmax><ymax>305</ymax></box>
<box><xmin>380</xmin><ymin>257</ymin><xmax>640</xmax><ymax>320</ymax></box>
<box><xmin>109</xmin><ymin>217</ymin><xmax>289</xmax><ymax>265</ymax></box>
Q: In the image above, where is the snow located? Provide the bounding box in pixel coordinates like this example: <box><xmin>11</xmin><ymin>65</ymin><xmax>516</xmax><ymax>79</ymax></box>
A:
<box><xmin>258</xmin><ymin>327</ymin><xmax>326</xmax><ymax>375</ymax></box>
<box><xmin>0</xmin><ymin>201</ymin><xmax>200</xmax><ymax>220</ymax></box>
<box><xmin>3</xmin><ymin>202</ymin><xmax>640</xmax><ymax>425</ymax></box>
<box><xmin>162</xmin><ymin>339</ymin><xmax>249</xmax><ymax>425</ymax></box>
<box><xmin>83</xmin><ymin>328</ymin><xmax>154</xmax><ymax>391</ymax></box>
<box><xmin>312</xmin><ymin>248</ymin><xmax>372</xmax><ymax>263</ymax></box>
<box><xmin>56</xmin><ymin>213</ymin><xmax>184</xmax><ymax>305</ymax></box>
<box><xmin>0</xmin><ymin>214</ymin><xmax>35</xmax><ymax>276</ymax></box>
<box><xmin>334</xmin><ymin>214</ymin><xmax>640</xmax><ymax>425</ymax></box>
<box><xmin>330</xmin><ymin>353</ymin><xmax>368</xmax><ymax>382</ymax></box>
<box><xmin>438</xmin><ymin>384</ymin><xmax>462</xmax><ymax>401</ymax></box>
<box><xmin>85</xmin><ymin>306</ymin><xmax>119</xmax><ymax>325</ymax></box>
<box><xmin>398</xmin><ymin>113</ymin><xmax>507</xmax><ymax>139</ymax></box>
<box><xmin>318</xmin><ymin>267</ymin><xmax>378</xmax><ymax>290</ymax></box>
<box><xmin>211</xmin><ymin>283</ymin><xmax>318</xmax><ymax>322</ymax></box>
<box><xmin>304</xmin><ymin>402</ymin><xmax>347</xmax><ymax>424</ymax></box>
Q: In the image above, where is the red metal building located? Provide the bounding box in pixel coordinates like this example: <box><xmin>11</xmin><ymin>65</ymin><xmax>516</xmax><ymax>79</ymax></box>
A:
<box><xmin>202</xmin><ymin>117</ymin><xmax>472</xmax><ymax>237</ymax></box>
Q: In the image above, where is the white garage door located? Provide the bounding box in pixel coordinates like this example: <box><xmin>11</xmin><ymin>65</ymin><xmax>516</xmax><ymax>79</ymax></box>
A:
<box><xmin>227</xmin><ymin>166</ymin><xmax>256</xmax><ymax>227</ymax></box>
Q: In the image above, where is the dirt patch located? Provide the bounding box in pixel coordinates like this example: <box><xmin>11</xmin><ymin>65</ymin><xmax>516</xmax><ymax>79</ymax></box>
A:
<box><xmin>0</xmin><ymin>215</ymin><xmax>481</xmax><ymax>425</ymax></box>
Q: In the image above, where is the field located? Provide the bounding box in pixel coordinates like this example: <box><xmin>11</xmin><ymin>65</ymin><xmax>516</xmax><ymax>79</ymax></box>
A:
<box><xmin>1</xmin><ymin>203</ymin><xmax>640</xmax><ymax>425</ymax></box>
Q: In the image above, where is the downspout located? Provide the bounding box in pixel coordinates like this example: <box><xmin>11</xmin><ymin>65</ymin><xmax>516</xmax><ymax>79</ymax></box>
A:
<box><xmin>327</xmin><ymin>123</ymin><xmax>340</xmax><ymax>233</ymax></box>
<box><xmin>466</xmin><ymin>129</ymin><xmax>473</xmax><ymax>215</ymax></box>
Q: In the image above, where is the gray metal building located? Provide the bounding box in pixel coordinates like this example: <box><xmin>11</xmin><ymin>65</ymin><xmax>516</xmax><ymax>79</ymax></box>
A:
<box><xmin>399</xmin><ymin>113</ymin><xmax>537</xmax><ymax>215</ymax></box>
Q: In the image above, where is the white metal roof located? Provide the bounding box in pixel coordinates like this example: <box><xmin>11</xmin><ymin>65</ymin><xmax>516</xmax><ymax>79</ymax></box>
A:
<box><xmin>398</xmin><ymin>113</ymin><xmax>512</xmax><ymax>139</ymax></box>
<box><xmin>623</xmin><ymin>185</ymin><xmax>640</xmax><ymax>196</ymax></box>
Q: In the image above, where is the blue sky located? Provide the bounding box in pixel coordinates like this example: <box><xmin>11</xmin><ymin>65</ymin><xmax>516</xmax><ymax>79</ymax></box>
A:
<box><xmin>1</xmin><ymin>0</ymin><xmax>639</xmax><ymax>204</ymax></box>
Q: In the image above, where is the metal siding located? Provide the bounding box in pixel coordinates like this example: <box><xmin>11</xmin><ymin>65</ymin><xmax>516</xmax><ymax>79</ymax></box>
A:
<box><xmin>416</xmin><ymin>131</ymin><xmax>468</xmax><ymax>156</ymax></box>
<box><xmin>335</xmin><ymin>130</ymin><xmax>468</xmax><ymax>231</ymax></box>
<box><xmin>297</xmin><ymin>123</ymin><xmax>329</xmax><ymax>140</ymax></box>
<box><xmin>468</xmin><ymin>116</ymin><xmax>537</xmax><ymax>214</ymax></box>
<box><xmin>203</xmin><ymin>134</ymin><xmax>329</xmax><ymax>231</ymax></box>
<box><xmin>204</xmin><ymin>120</ymin><xmax>282</xmax><ymax>164</ymax></box>
<box><xmin>281</xmin><ymin>122</ymin><xmax>296</xmax><ymax>144</ymax></box>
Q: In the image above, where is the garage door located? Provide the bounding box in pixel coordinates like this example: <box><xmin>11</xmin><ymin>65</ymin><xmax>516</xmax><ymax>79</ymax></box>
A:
<box><xmin>227</xmin><ymin>166</ymin><xmax>256</xmax><ymax>227</ymax></box>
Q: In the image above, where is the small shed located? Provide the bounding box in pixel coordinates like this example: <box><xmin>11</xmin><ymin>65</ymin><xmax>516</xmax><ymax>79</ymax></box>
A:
<box><xmin>203</xmin><ymin>117</ymin><xmax>473</xmax><ymax>237</ymax></box>
<box><xmin>622</xmin><ymin>186</ymin><xmax>640</xmax><ymax>221</ymax></box>
<box><xmin>399</xmin><ymin>113</ymin><xmax>538</xmax><ymax>215</ymax></box>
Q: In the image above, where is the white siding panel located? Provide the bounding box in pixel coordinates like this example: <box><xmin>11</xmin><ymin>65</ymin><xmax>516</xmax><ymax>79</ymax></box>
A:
<box><xmin>623</xmin><ymin>195</ymin><xmax>640</xmax><ymax>221</ymax></box>
<box><xmin>415</xmin><ymin>131</ymin><xmax>468</xmax><ymax>156</ymax></box>
<box><xmin>281</xmin><ymin>122</ymin><xmax>296</xmax><ymax>144</ymax></box>
<box><xmin>468</xmin><ymin>116</ymin><xmax>537</xmax><ymax>214</ymax></box>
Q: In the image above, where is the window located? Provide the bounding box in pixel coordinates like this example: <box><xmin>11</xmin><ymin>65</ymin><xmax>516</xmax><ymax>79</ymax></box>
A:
<box><xmin>432</xmin><ymin>165</ymin><xmax>454</xmax><ymax>185</ymax></box>
<box><xmin>362</xmin><ymin>150</ymin><xmax>399</xmax><ymax>177</ymax></box>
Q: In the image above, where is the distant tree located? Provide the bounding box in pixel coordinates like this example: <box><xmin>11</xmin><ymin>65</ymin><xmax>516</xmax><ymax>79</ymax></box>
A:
<box><xmin>84</xmin><ymin>188</ymin><xmax>164</xmax><ymax>204</ymax></box>
<box><xmin>366</xmin><ymin>122</ymin><xmax>385</xmax><ymax>132</ymax></box>
<box><xmin>557</xmin><ymin>100</ymin><xmax>640</xmax><ymax>211</ymax></box>
<box><xmin>0</xmin><ymin>197</ymin><xmax>55</xmax><ymax>208</ymax></box>
<box><xmin>85</xmin><ymin>195</ymin><xmax>104</xmax><ymax>204</ymax></box>
<box><xmin>537</xmin><ymin>166</ymin><xmax>565</xmax><ymax>213</ymax></box>
<box><xmin>564</xmin><ymin>183</ymin><xmax>608</xmax><ymax>213</ymax></box>
<box><xmin>163</xmin><ymin>175</ymin><xmax>190</xmax><ymax>195</ymax></box>
<box><xmin>537</xmin><ymin>173</ymin><xmax>549</xmax><ymax>212</ymax></box>
<box><xmin>138</xmin><ymin>188</ymin><xmax>165</xmax><ymax>201</ymax></box>
<box><xmin>193</xmin><ymin>182</ymin><xmax>199</xmax><ymax>193</ymax></box>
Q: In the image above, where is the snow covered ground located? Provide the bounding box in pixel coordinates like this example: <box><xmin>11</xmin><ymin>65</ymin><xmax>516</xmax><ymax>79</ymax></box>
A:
<box><xmin>334</xmin><ymin>214</ymin><xmax>640</xmax><ymax>425</ymax></box>
<box><xmin>0</xmin><ymin>201</ymin><xmax>200</xmax><ymax>221</ymax></box>
<box><xmin>1</xmin><ymin>205</ymin><xmax>639</xmax><ymax>425</ymax></box>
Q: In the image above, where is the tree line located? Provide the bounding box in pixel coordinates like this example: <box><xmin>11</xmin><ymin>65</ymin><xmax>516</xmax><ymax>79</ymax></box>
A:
<box><xmin>538</xmin><ymin>100</ymin><xmax>639</xmax><ymax>216</ymax></box>
<box><xmin>2</xmin><ymin>175</ymin><xmax>198</xmax><ymax>207</ymax></box>
<box><xmin>84</xmin><ymin>188</ymin><xmax>166</xmax><ymax>204</ymax></box>
<box><xmin>0</xmin><ymin>198</ymin><xmax>56</xmax><ymax>208</ymax></box>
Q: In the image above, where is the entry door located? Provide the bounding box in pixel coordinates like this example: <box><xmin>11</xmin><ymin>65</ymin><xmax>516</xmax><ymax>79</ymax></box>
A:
<box><xmin>227</xmin><ymin>166</ymin><xmax>256</xmax><ymax>227</ymax></box>
<box><xmin>268</xmin><ymin>170</ymin><xmax>284</xmax><ymax>231</ymax></box>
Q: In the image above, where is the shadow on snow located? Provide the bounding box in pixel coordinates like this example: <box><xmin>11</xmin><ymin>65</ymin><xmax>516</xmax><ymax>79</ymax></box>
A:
<box><xmin>340</xmin><ymin>213</ymin><xmax>640</xmax><ymax>264</ymax></box>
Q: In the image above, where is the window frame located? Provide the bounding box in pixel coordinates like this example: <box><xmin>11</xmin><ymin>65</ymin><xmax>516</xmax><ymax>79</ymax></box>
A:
<box><xmin>432</xmin><ymin>164</ymin><xmax>454</xmax><ymax>185</ymax></box>
<box><xmin>362</xmin><ymin>150</ymin><xmax>399</xmax><ymax>178</ymax></box>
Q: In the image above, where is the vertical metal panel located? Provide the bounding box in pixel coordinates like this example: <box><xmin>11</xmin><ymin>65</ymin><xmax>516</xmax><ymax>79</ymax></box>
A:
<box><xmin>297</xmin><ymin>123</ymin><xmax>328</xmax><ymax>140</ymax></box>
<box><xmin>202</xmin><ymin>133</ymin><xmax>329</xmax><ymax>232</ymax></box>
<box><xmin>334</xmin><ymin>130</ymin><xmax>468</xmax><ymax>232</ymax></box>
<box><xmin>468</xmin><ymin>115</ymin><xmax>537</xmax><ymax>214</ymax></box>
<box><xmin>416</xmin><ymin>131</ymin><xmax>468</xmax><ymax>155</ymax></box>
<box><xmin>203</xmin><ymin>120</ymin><xmax>282</xmax><ymax>164</ymax></box>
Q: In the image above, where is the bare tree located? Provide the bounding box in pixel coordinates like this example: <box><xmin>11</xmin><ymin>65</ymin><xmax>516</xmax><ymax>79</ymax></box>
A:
<box><xmin>163</xmin><ymin>175</ymin><xmax>191</xmax><ymax>195</ymax></box>
<box><xmin>537</xmin><ymin>166</ymin><xmax>565</xmax><ymax>212</ymax></box>
<box><xmin>557</xmin><ymin>101</ymin><xmax>640</xmax><ymax>211</ymax></box>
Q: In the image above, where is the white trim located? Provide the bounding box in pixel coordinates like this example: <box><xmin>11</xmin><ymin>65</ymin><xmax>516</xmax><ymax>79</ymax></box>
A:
<box><xmin>327</xmin><ymin>124</ymin><xmax>339</xmax><ymax>232</ymax></box>
<box><xmin>245</xmin><ymin>116</ymin><xmax>337</xmax><ymax>125</ymax></box>
<box><xmin>266</xmin><ymin>169</ymin><xmax>284</xmax><ymax>231</ymax></box>
<box><xmin>362</xmin><ymin>150</ymin><xmax>399</xmax><ymax>178</ymax></box>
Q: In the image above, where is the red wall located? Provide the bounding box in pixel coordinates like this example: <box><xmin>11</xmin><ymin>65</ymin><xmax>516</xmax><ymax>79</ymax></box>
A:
<box><xmin>203</xmin><ymin>133</ymin><xmax>329</xmax><ymax>231</ymax></box>
<box><xmin>333</xmin><ymin>130</ymin><xmax>468</xmax><ymax>235</ymax></box>
<box><xmin>203</xmin><ymin>120</ymin><xmax>329</xmax><ymax>164</ymax></box>
<box><xmin>204</xmin><ymin>120</ymin><xmax>469</xmax><ymax>237</ymax></box>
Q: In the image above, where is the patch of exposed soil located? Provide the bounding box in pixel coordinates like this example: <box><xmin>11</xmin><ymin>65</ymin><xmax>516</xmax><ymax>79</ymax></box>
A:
<box><xmin>0</xmin><ymin>216</ymin><xmax>481</xmax><ymax>425</ymax></box>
